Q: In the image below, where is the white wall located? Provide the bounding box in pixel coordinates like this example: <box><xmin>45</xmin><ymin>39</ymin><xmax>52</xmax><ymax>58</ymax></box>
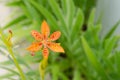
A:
<box><xmin>95</xmin><ymin>0</ymin><xmax>120</xmax><ymax>38</ymax></box>
<box><xmin>0</xmin><ymin>2</ymin><xmax>12</xmax><ymax>27</ymax></box>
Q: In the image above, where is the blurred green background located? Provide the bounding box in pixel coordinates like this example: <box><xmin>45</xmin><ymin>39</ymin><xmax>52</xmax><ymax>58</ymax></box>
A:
<box><xmin>0</xmin><ymin>0</ymin><xmax>120</xmax><ymax>80</ymax></box>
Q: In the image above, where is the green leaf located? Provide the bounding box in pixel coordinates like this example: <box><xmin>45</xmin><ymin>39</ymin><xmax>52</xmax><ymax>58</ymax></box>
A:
<box><xmin>20</xmin><ymin>4</ymin><xmax>33</xmax><ymax>20</ymax></box>
<box><xmin>66</xmin><ymin>0</ymin><xmax>75</xmax><ymax>27</ymax></box>
<box><xmin>88</xmin><ymin>8</ymin><xmax>95</xmax><ymax>27</ymax></box>
<box><xmin>6</xmin><ymin>1</ymin><xmax>22</xmax><ymax>6</ymax></box>
<box><xmin>29</xmin><ymin>0</ymin><xmax>57</xmax><ymax>29</ymax></box>
<box><xmin>3</xmin><ymin>14</ymin><xmax>27</xmax><ymax>29</ymax></box>
<box><xmin>115</xmin><ymin>52</ymin><xmax>120</xmax><ymax>75</ymax></box>
<box><xmin>0</xmin><ymin>66</ymin><xmax>19</xmax><ymax>75</ymax></box>
<box><xmin>0</xmin><ymin>73</ymin><xmax>17</xmax><ymax>79</ymax></box>
<box><xmin>37</xmin><ymin>0</ymin><xmax>47</xmax><ymax>5</ymax></box>
<box><xmin>104</xmin><ymin>36</ymin><xmax>118</xmax><ymax>57</ymax></box>
<box><xmin>102</xmin><ymin>56</ymin><xmax>114</xmax><ymax>72</ymax></box>
<box><xmin>0</xmin><ymin>60</ymin><xmax>13</xmax><ymax>65</ymax></box>
<box><xmin>73</xmin><ymin>68</ymin><xmax>81</xmax><ymax>80</ymax></box>
<box><xmin>51</xmin><ymin>65</ymin><xmax>59</xmax><ymax>80</ymax></box>
<box><xmin>70</xmin><ymin>8</ymin><xmax>84</xmax><ymax>40</ymax></box>
<box><xmin>81</xmin><ymin>36</ymin><xmax>108</xmax><ymax>80</ymax></box>
<box><xmin>17</xmin><ymin>56</ymin><xmax>31</xmax><ymax>69</ymax></box>
<box><xmin>104</xmin><ymin>20</ymin><xmax>120</xmax><ymax>40</ymax></box>
<box><xmin>48</xmin><ymin>0</ymin><xmax>66</xmax><ymax>26</ymax></box>
<box><xmin>22</xmin><ymin>0</ymin><xmax>41</xmax><ymax>22</ymax></box>
<box><xmin>95</xmin><ymin>11</ymin><xmax>104</xmax><ymax>24</ymax></box>
<box><xmin>91</xmin><ymin>24</ymin><xmax>101</xmax><ymax>45</ymax></box>
<box><xmin>61</xmin><ymin>0</ymin><xmax>67</xmax><ymax>15</ymax></box>
<box><xmin>48</xmin><ymin>0</ymin><xmax>68</xmax><ymax>33</ymax></box>
<box><xmin>29</xmin><ymin>0</ymin><xmax>68</xmax><ymax>38</ymax></box>
<box><xmin>59</xmin><ymin>72</ymin><xmax>69</xmax><ymax>80</ymax></box>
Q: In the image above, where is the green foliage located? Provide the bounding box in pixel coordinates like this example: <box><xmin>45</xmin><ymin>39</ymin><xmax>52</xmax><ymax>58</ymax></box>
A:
<box><xmin>0</xmin><ymin>0</ymin><xmax>120</xmax><ymax>80</ymax></box>
<box><xmin>103</xmin><ymin>20</ymin><xmax>120</xmax><ymax>40</ymax></box>
<box><xmin>73</xmin><ymin>0</ymin><xmax>96</xmax><ymax>21</ymax></box>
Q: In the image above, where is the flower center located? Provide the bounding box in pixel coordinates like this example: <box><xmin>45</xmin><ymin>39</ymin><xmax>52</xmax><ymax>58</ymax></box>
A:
<box><xmin>42</xmin><ymin>40</ymin><xmax>47</xmax><ymax>47</ymax></box>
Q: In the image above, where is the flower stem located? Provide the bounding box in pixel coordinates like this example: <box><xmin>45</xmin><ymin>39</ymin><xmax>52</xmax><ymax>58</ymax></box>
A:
<box><xmin>8</xmin><ymin>47</ymin><xmax>26</xmax><ymax>80</ymax></box>
<box><xmin>39</xmin><ymin>58</ymin><xmax>48</xmax><ymax>80</ymax></box>
<box><xmin>0</xmin><ymin>30</ymin><xmax>26</xmax><ymax>80</ymax></box>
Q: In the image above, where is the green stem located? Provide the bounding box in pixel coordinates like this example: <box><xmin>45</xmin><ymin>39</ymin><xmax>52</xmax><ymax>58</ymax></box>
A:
<box><xmin>7</xmin><ymin>47</ymin><xmax>26</xmax><ymax>80</ymax></box>
<box><xmin>0</xmin><ymin>30</ymin><xmax>26</xmax><ymax>80</ymax></box>
<box><xmin>39</xmin><ymin>58</ymin><xmax>48</xmax><ymax>80</ymax></box>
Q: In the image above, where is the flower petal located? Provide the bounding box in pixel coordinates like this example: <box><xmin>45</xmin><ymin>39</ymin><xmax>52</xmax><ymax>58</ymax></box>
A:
<box><xmin>47</xmin><ymin>42</ymin><xmax>64</xmax><ymax>53</ymax></box>
<box><xmin>41</xmin><ymin>20</ymin><xmax>50</xmax><ymax>38</ymax></box>
<box><xmin>50</xmin><ymin>31</ymin><xmax>61</xmax><ymax>41</ymax></box>
<box><xmin>31</xmin><ymin>30</ymin><xmax>43</xmax><ymax>41</ymax></box>
<box><xmin>27</xmin><ymin>42</ymin><xmax>42</xmax><ymax>52</ymax></box>
<box><xmin>42</xmin><ymin>47</ymin><xmax>49</xmax><ymax>59</ymax></box>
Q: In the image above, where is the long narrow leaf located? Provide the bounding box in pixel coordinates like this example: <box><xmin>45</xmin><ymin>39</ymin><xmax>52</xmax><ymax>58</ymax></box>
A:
<box><xmin>66</xmin><ymin>0</ymin><xmax>75</xmax><ymax>27</ymax></box>
<box><xmin>22</xmin><ymin>0</ymin><xmax>41</xmax><ymax>22</ymax></box>
<box><xmin>29</xmin><ymin>0</ymin><xmax>57</xmax><ymax>29</ymax></box>
<box><xmin>70</xmin><ymin>9</ymin><xmax>84</xmax><ymax>40</ymax></box>
<box><xmin>61</xmin><ymin>0</ymin><xmax>67</xmax><ymax>15</ymax></box>
<box><xmin>29</xmin><ymin>0</ymin><xmax>68</xmax><ymax>38</ymax></box>
<box><xmin>3</xmin><ymin>14</ymin><xmax>27</xmax><ymax>29</ymax></box>
<box><xmin>104</xmin><ymin>20</ymin><xmax>120</xmax><ymax>40</ymax></box>
<box><xmin>88</xmin><ymin>8</ymin><xmax>95</xmax><ymax>27</ymax></box>
<box><xmin>115</xmin><ymin>52</ymin><xmax>120</xmax><ymax>75</ymax></box>
<box><xmin>0</xmin><ymin>73</ymin><xmax>17</xmax><ymax>79</ymax></box>
<box><xmin>81</xmin><ymin>36</ymin><xmax>108</xmax><ymax>80</ymax></box>
<box><xmin>73</xmin><ymin>68</ymin><xmax>81</xmax><ymax>80</ymax></box>
<box><xmin>104</xmin><ymin>36</ymin><xmax>118</xmax><ymax>57</ymax></box>
<box><xmin>20</xmin><ymin>4</ymin><xmax>33</xmax><ymax>20</ymax></box>
<box><xmin>6</xmin><ymin>1</ymin><xmax>22</xmax><ymax>6</ymax></box>
<box><xmin>49</xmin><ymin>0</ymin><xmax>66</xmax><ymax>27</ymax></box>
<box><xmin>59</xmin><ymin>72</ymin><xmax>69</xmax><ymax>80</ymax></box>
<box><xmin>0</xmin><ymin>66</ymin><xmax>19</xmax><ymax>75</ymax></box>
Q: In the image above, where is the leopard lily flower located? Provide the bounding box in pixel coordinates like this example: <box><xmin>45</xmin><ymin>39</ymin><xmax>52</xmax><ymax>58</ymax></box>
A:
<box><xmin>27</xmin><ymin>20</ymin><xmax>64</xmax><ymax>59</ymax></box>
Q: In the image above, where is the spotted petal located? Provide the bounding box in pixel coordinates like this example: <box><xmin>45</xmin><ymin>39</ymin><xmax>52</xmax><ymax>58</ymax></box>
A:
<box><xmin>50</xmin><ymin>31</ymin><xmax>61</xmax><ymax>41</ymax></box>
<box><xmin>41</xmin><ymin>20</ymin><xmax>50</xmax><ymax>38</ymax></box>
<box><xmin>47</xmin><ymin>42</ymin><xmax>64</xmax><ymax>53</ymax></box>
<box><xmin>31</xmin><ymin>30</ymin><xmax>43</xmax><ymax>41</ymax></box>
<box><xmin>27</xmin><ymin>42</ymin><xmax>42</xmax><ymax>52</ymax></box>
<box><xmin>42</xmin><ymin>47</ymin><xmax>49</xmax><ymax>59</ymax></box>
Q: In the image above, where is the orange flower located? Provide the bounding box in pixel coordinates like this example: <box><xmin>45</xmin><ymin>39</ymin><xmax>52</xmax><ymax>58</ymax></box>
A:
<box><xmin>27</xmin><ymin>20</ymin><xmax>64</xmax><ymax>59</ymax></box>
